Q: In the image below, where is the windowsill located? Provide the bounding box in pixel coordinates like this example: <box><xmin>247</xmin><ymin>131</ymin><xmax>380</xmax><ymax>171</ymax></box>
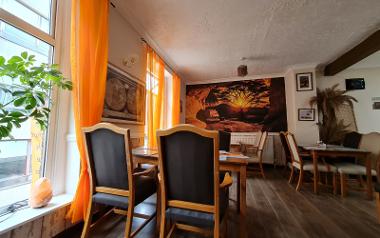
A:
<box><xmin>0</xmin><ymin>193</ymin><xmax>73</xmax><ymax>235</ymax></box>
<box><xmin>0</xmin><ymin>183</ymin><xmax>31</xmax><ymax>209</ymax></box>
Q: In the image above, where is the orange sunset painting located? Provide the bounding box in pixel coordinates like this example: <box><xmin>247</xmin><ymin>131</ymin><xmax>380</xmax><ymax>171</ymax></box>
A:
<box><xmin>186</xmin><ymin>78</ymin><xmax>288</xmax><ymax>132</ymax></box>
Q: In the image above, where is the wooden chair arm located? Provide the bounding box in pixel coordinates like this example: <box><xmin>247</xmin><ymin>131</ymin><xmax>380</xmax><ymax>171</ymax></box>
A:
<box><xmin>220</xmin><ymin>172</ymin><xmax>233</xmax><ymax>189</ymax></box>
<box><xmin>133</xmin><ymin>165</ymin><xmax>158</xmax><ymax>177</ymax></box>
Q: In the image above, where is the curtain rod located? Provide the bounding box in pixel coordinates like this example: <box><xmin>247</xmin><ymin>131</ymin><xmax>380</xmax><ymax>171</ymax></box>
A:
<box><xmin>141</xmin><ymin>37</ymin><xmax>176</xmax><ymax>75</ymax></box>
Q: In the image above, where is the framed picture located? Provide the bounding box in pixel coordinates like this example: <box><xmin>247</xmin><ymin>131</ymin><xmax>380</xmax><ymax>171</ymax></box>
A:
<box><xmin>296</xmin><ymin>72</ymin><xmax>313</xmax><ymax>91</ymax></box>
<box><xmin>298</xmin><ymin>108</ymin><xmax>315</xmax><ymax>121</ymax></box>
<box><xmin>102</xmin><ymin>63</ymin><xmax>146</xmax><ymax>125</ymax></box>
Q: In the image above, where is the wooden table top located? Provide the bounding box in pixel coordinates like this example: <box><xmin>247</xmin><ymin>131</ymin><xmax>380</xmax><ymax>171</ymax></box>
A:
<box><xmin>132</xmin><ymin>147</ymin><xmax>249</xmax><ymax>165</ymax></box>
<box><xmin>301</xmin><ymin>144</ymin><xmax>369</xmax><ymax>153</ymax></box>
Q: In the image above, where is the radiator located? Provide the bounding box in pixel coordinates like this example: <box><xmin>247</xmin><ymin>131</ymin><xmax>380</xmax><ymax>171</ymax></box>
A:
<box><xmin>230</xmin><ymin>132</ymin><xmax>285</xmax><ymax>165</ymax></box>
<box><xmin>230</xmin><ymin>132</ymin><xmax>260</xmax><ymax>145</ymax></box>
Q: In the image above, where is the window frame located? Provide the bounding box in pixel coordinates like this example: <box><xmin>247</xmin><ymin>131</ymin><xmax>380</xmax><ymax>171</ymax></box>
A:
<box><xmin>0</xmin><ymin>0</ymin><xmax>66</xmax><ymax>194</ymax></box>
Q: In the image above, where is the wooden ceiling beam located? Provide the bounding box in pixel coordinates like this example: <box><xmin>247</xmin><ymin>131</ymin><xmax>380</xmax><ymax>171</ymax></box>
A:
<box><xmin>324</xmin><ymin>30</ymin><xmax>380</xmax><ymax>76</ymax></box>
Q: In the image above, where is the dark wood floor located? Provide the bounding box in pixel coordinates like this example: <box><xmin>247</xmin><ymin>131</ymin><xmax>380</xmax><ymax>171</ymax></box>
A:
<box><xmin>58</xmin><ymin>168</ymin><xmax>380</xmax><ymax>238</ymax></box>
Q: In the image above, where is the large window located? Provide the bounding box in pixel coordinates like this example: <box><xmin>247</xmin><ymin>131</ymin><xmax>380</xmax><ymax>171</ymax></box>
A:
<box><xmin>0</xmin><ymin>0</ymin><xmax>55</xmax><ymax>211</ymax></box>
<box><xmin>144</xmin><ymin>68</ymin><xmax>173</xmax><ymax>145</ymax></box>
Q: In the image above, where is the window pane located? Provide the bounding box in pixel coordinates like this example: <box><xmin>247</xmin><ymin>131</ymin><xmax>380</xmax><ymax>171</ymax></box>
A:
<box><xmin>0</xmin><ymin>0</ymin><xmax>52</xmax><ymax>34</ymax></box>
<box><xmin>0</xmin><ymin>20</ymin><xmax>53</xmax><ymax>207</ymax></box>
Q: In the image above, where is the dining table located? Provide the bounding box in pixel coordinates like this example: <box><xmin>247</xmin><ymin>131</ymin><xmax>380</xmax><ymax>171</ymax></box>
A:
<box><xmin>300</xmin><ymin>145</ymin><xmax>372</xmax><ymax>200</ymax></box>
<box><xmin>132</xmin><ymin>147</ymin><xmax>249</xmax><ymax>216</ymax></box>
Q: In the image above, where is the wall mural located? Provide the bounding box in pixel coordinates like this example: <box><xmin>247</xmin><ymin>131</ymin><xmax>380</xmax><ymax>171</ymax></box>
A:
<box><xmin>186</xmin><ymin>77</ymin><xmax>287</xmax><ymax>132</ymax></box>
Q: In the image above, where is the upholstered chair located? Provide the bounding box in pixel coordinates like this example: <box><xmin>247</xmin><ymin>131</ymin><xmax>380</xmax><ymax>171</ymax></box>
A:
<box><xmin>280</xmin><ymin>131</ymin><xmax>292</xmax><ymax>166</ymax></box>
<box><xmin>341</xmin><ymin>131</ymin><xmax>363</xmax><ymax>163</ymax></box>
<box><xmin>219</xmin><ymin>130</ymin><xmax>231</xmax><ymax>152</ymax></box>
<box><xmin>81</xmin><ymin>123</ymin><xmax>158</xmax><ymax>238</ymax></box>
<box><xmin>157</xmin><ymin>125</ymin><xmax>232</xmax><ymax>238</ymax></box>
<box><xmin>286</xmin><ymin>132</ymin><xmax>337</xmax><ymax>192</ymax></box>
<box><xmin>375</xmin><ymin>183</ymin><xmax>380</xmax><ymax>223</ymax></box>
<box><xmin>335</xmin><ymin>132</ymin><xmax>380</xmax><ymax>197</ymax></box>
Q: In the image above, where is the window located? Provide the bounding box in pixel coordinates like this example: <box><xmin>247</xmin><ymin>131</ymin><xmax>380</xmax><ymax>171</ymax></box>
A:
<box><xmin>0</xmin><ymin>0</ymin><xmax>55</xmax><ymax>211</ymax></box>
<box><xmin>163</xmin><ymin>69</ymin><xmax>173</xmax><ymax>128</ymax></box>
<box><xmin>0</xmin><ymin>0</ymin><xmax>52</xmax><ymax>34</ymax></box>
<box><xmin>144</xmin><ymin>67</ymin><xmax>174</xmax><ymax>146</ymax></box>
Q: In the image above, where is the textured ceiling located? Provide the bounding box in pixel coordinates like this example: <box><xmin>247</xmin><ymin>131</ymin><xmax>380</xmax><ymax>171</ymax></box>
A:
<box><xmin>112</xmin><ymin>0</ymin><xmax>380</xmax><ymax>82</ymax></box>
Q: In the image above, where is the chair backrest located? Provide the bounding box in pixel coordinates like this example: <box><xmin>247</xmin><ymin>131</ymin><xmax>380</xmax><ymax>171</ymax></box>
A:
<box><xmin>219</xmin><ymin>130</ymin><xmax>231</xmax><ymax>152</ymax></box>
<box><xmin>254</xmin><ymin>131</ymin><xmax>263</xmax><ymax>147</ymax></box>
<box><xmin>285</xmin><ymin>132</ymin><xmax>301</xmax><ymax>163</ymax></box>
<box><xmin>343</xmin><ymin>131</ymin><xmax>362</xmax><ymax>148</ymax></box>
<box><xmin>257</xmin><ymin>131</ymin><xmax>268</xmax><ymax>159</ymax></box>
<box><xmin>157</xmin><ymin>125</ymin><xmax>219</xmax><ymax>210</ymax></box>
<box><xmin>280</xmin><ymin>131</ymin><xmax>292</xmax><ymax>163</ymax></box>
<box><xmin>258</xmin><ymin>131</ymin><xmax>268</xmax><ymax>151</ymax></box>
<box><xmin>83</xmin><ymin>123</ymin><xmax>133</xmax><ymax>193</ymax></box>
<box><xmin>359</xmin><ymin>132</ymin><xmax>380</xmax><ymax>170</ymax></box>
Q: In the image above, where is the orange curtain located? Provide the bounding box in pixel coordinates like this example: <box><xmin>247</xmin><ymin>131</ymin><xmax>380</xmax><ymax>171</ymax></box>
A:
<box><xmin>172</xmin><ymin>73</ymin><xmax>181</xmax><ymax>125</ymax></box>
<box><xmin>146</xmin><ymin>45</ymin><xmax>165</xmax><ymax>148</ymax></box>
<box><xmin>67</xmin><ymin>0</ymin><xmax>109</xmax><ymax>223</ymax></box>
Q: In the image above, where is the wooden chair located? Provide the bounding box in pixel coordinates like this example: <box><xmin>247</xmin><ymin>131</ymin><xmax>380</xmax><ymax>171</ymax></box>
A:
<box><xmin>219</xmin><ymin>130</ymin><xmax>231</xmax><ymax>152</ymax></box>
<box><xmin>279</xmin><ymin>131</ymin><xmax>292</xmax><ymax>167</ymax></box>
<box><xmin>157</xmin><ymin>124</ymin><xmax>232</xmax><ymax>238</ymax></box>
<box><xmin>375</xmin><ymin>183</ymin><xmax>380</xmax><ymax>223</ymax></box>
<box><xmin>81</xmin><ymin>123</ymin><xmax>157</xmax><ymax>238</ymax></box>
<box><xmin>245</xmin><ymin>131</ymin><xmax>268</xmax><ymax>178</ymax></box>
<box><xmin>335</xmin><ymin>132</ymin><xmax>380</xmax><ymax>197</ymax></box>
<box><xmin>285</xmin><ymin>132</ymin><xmax>337</xmax><ymax>192</ymax></box>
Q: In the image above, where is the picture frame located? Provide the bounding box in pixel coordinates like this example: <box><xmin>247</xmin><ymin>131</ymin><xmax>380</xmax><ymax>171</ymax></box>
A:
<box><xmin>102</xmin><ymin>63</ymin><xmax>146</xmax><ymax>125</ymax></box>
<box><xmin>296</xmin><ymin>72</ymin><xmax>313</xmax><ymax>91</ymax></box>
<box><xmin>298</xmin><ymin>108</ymin><xmax>315</xmax><ymax>121</ymax></box>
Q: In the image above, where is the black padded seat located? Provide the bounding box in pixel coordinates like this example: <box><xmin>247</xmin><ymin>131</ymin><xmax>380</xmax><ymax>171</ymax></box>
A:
<box><xmin>93</xmin><ymin>174</ymin><xmax>156</xmax><ymax>209</ymax></box>
<box><xmin>374</xmin><ymin>183</ymin><xmax>380</xmax><ymax>193</ymax></box>
<box><xmin>166</xmin><ymin>188</ymin><xmax>229</xmax><ymax>228</ymax></box>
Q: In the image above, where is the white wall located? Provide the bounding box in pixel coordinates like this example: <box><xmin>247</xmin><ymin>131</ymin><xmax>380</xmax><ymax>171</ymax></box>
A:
<box><xmin>285</xmin><ymin>67</ymin><xmax>319</xmax><ymax>144</ymax></box>
<box><xmin>317</xmin><ymin>67</ymin><xmax>380</xmax><ymax>133</ymax></box>
<box><xmin>108</xmin><ymin>7</ymin><xmax>146</xmax><ymax>138</ymax></box>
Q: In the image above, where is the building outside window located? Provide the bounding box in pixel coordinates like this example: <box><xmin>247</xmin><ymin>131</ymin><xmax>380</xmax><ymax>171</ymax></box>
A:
<box><xmin>0</xmin><ymin>0</ymin><xmax>55</xmax><ymax>213</ymax></box>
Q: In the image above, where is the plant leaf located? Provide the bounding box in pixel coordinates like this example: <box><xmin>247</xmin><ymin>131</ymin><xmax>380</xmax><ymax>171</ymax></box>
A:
<box><xmin>21</xmin><ymin>52</ymin><xmax>28</xmax><ymax>59</ymax></box>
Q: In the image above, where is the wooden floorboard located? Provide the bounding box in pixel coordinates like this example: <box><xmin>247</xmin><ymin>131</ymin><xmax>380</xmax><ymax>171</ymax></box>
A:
<box><xmin>57</xmin><ymin>168</ymin><xmax>380</xmax><ymax>238</ymax></box>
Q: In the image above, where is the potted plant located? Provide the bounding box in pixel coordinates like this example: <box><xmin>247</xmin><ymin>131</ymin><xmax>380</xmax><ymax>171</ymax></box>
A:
<box><xmin>0</xmin><ymin>52</ymin><xmax>72</xmax><ymax>208</ymax></box>
<box><xmin>309</xmin><ymin>84</ymin><xmax>357</xmax><ymax>144</ymax></box>
<box><xmin>0</xmin><ymin>52</ymin><xmax>72</xmax><ymax>139</ymax></box>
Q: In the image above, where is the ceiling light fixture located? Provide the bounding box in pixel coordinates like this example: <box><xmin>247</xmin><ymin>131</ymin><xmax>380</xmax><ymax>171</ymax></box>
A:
<box><xmin>237</xmin><ymin>65</ymin><xmax>248</xmax><ymax>77</ymax></box>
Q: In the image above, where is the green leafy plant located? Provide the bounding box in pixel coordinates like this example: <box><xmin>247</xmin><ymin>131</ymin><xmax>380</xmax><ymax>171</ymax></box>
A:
<box><xmin>310</xmin><ymin>84</ymin><xmax>357</xmax><ymax>144</ymax></box>
<box><xmin>0</xmin><ymin>52</ymin><xmax>72</xmax><ymax>139</ymax></box>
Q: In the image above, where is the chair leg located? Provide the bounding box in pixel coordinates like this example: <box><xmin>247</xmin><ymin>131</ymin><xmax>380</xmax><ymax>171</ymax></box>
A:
<box><xmin>340</xmin><ymin>173</ymin><xmax>347</xmax><ymax>198</ymax></box>
<box><xmin>214</xmin><ymin>219</ymin><xmax>220</xmax><ymax>238</ymax></box>
<box><xmin>296</xmin><ymin>169</ymin><xmax>304</xmax><ymax>191</ymax></box>
<box><xmin>124</xmin><ymin>202</ymin><xmax>134</xmax><ymax>237</ymax></box>
<box><xmin>358</xmin><ymin>175</ymin><xmax>364</xmax><ymax>187</ymax></box>
<box><xmin>156</xmin><ymin>185</ymin><xmax>161</xmax><ymax>235</ymax></box>
<box><xmin>333</xmin><ymin>173</ymin><xmax>337</xmax><ymax>195</ymax></box>
<box><xmin>288</xmin><ymin>167</ymin><xmax>294</xmax><ymax>184</ymax></box>
<box><xmin>159</xmin><ymin>207</ymin><xmax>166</xmax><ymax>238</ymax></box>
<box><xmin>80</xmin><ymin>201</ymin><xmax>94</xmax><ymax>238</ymax></box>
<box><xmin>376</xmin><ymin>192</ymin><xmax>380</xmax><ymax>224</ymax></box>
<box><xmin>260</xmin><ymin>162</ymin><xmax>266</xmax><ymax>179</ymax></box>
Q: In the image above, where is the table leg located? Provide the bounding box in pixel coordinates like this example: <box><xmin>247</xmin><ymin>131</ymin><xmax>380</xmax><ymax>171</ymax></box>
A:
<box><xmin>312</xmin><ymin>151</ymin><xmax>319</xmax><ymax>194</ymax></box>
<box><xmin>365</xmin><ymin>155</ymin><xmax>373</xmax><ymax>200</ymax></box>
<box><xmin>239</xmin><ymin>165</ymin><xmax>247</xmax><ymax>216</ymax></box>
